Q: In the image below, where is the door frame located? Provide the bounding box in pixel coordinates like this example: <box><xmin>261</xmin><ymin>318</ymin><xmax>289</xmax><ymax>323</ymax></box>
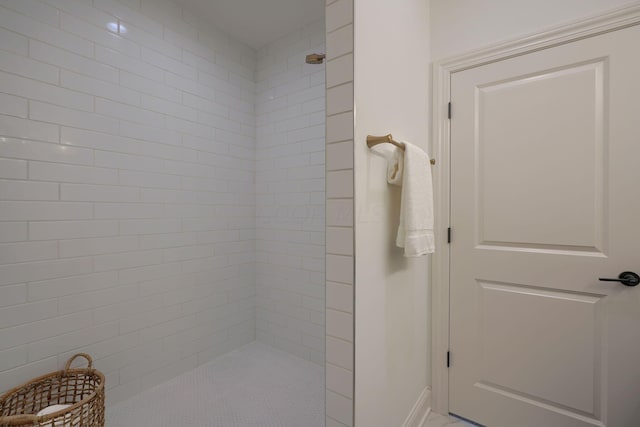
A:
<box><xmin>430</xmin><ymin>3</ymin><xmax>640</xmax><ymax>416</ymax></box>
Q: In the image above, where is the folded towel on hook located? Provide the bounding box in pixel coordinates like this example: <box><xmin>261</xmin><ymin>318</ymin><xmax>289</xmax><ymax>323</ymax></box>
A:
<box><xmin>387</xmin><ymin>141</ymin><xmax>435</xmax><ymax>257</ymax></box>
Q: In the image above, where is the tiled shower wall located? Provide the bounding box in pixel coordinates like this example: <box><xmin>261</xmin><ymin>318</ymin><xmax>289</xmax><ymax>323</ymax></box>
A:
<box><xmin>0</xmin><ymin>0</ymin><xmax>257</xmax><ymax>404</ymax></box>
<box><xmin>255</xmin><ymin>21</ymin><xmax>326</xmax><ymax>365</ymax></box>
<box><xmin>325</xmin><ymin>0</ymin><xmax>355</xmax><ymax>426</ymax></box>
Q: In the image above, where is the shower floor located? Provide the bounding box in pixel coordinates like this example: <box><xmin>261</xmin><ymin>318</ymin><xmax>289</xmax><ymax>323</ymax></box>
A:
<box><xmin>106</xmin><ymin>341</ymin><xmax>325</xmax><ymax>427</ymax></box>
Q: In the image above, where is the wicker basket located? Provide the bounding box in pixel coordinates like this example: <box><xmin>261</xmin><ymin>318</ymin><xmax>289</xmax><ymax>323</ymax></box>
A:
<box><xmin>0</xmin><ymin>354</ymin><xmax>104</xmax><ymax>427</ymax></box>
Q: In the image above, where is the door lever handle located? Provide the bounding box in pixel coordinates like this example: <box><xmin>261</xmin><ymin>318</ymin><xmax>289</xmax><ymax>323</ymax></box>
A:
<box><xmin>599</xmin><ymin>271</ymin><xmax>640</xmax><ymax>287</ymax></box>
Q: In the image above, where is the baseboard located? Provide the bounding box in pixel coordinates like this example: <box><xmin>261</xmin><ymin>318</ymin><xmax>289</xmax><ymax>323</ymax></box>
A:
<box><xmin>402</xmin><ymin>387</ymin><xmax>432</xmax><ymax>427</ymax></box>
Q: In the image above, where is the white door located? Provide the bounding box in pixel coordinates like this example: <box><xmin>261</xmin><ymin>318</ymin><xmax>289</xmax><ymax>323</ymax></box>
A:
<box><xmin>449</xmin><ymin>25</ymin><xmax>640</xmax><ymax>427</ymax></box>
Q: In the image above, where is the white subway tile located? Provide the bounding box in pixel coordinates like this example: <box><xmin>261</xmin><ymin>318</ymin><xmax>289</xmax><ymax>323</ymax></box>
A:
<box><xmin>119</xmin><ymin>170</ymin><xmax>181</xmax><ymax>189</ymax></box>
<box><xmin>326</xmin><ymin>53</ymin><xmax>353</xmax><ymax>89</ymax></box>
<box><xmin>120</xmin><ymin>22</ymin><xmax>181</xmax><ymax>60</ymax></box>
<box><xmin>1</xmin><ymin>139</ymin><xmax>93</xmax><ymax>165</ymax></box>
<box><xmin>326</xmin><ymin>417</ymin><xmax>350</xmax><ymax>427</ymax></box>
<box><xmin>28</xmin><ymin>271</ymin><xmax>117</xmax><ymax>301</ymax></box>
<box><xmin>327</xmin><ymin>282</ymin><xmax>353</xmax><ymax>313</ymax></box>
<box><xmin>61</xmin><ymin>70</ymin><xmax>140</xmax><ymax>106</ymax></box>
<box><xmin>41</xmin><ymin>0</ymin><xmax>113</xmax><ymax>29</ymax></box>
<box><xmin>255</xmin><ymin>23</ymin><xmax>325</xmax><ymax>364</ymax></box>
<box><xmin>165</xmin><ymin>71</ymin><xmax>210</xmax><ymax>97</ymax></box>
<box><xmin>58</xmin><ymin>287</ymin><xmax>131</xmax><ymax>315</ymax></box>
<box><xmin>327</xmin><ymin>170</ymin><xmax>353</xmax><ymax>198</ymax></box>
<box><xmin>0</xmin><ymin>284</ymin><xmax>27</xmax><ymax>308</ymax></box>
<box><xmin>0</xmin><ymin>0</ymin><xmax>59</xmax><ymax>27</ymax></box>
<box><xmin>60</xmin><ymin>12</ymin><xmax>140</xmax><ymax>58</ymax></box>
<box><xmin>30</xmin><ymin>40</ymin><xmax>119</xmax><ymax>84</ymax></box>
<box><xmin>120</xmin><ymin>70</ymin><xmax>181</xmax><ymax>103</ymax></box>
<box><xmin>326</xmin><ymin>200</ymin><xmax>353</xmax><ymax>227</ymax></box>
<box><xmin>182</xmin><ymin>52</ymin><xmax>227</xmax><ymax>80</ymax></box>
<box><xmin>0</xmin><ymin>222</ymin><xmax>27</xmax><ymax>243</ymax></box>
<box><xmin>0</xmin><ymin>27</ymin><xmax>28</xmax><ymax>56</ymax></box>
<box><xmin>118</xmin><ymin>261</ymin><xmax>180</xmax><ymax>285</ymax></box>
<box><xmin>0</xmin><ymin>311</ymin><xmax>79</xmax><ymax>352</ymax></box>
<box><xmin>326</xmin><ymin>391</ymin><xmax>353</xmax><ymax>426</ymax></box>
<box><xmin>29</xmin><ymin>220</ymin><xmax>119</xmax><ymax>241</ymax></box>
<box><xmin>0</xmin><ymin>301</ymin><xmax>58</xmax><ymax>329</ymax></box>
<box><xmin>94</xmin><ymin>151</ymin><xmax>166</xmax><ymax>174</ymax></box>
<box><xmin>326</xmin><ymin>0</ymin><xmax>353</xmax><ymax>33</ymax></box>
<box><xmin>60</xmin><ymin>127</ymin><xmax>130</xmax><ymax>153</ymax></box>
<box><xmin>29</xmin><ymin>101</ymin><xmax>119</xmax><ymax>135</ymax></box>
<box><xmin>326</xmin><ymin>309</ymin><xmax>352</xmax><ymax>341</ymax></box>
<box><xmin>0</xmin><ymin>346</ymin><xmax>28</xmax><ymax>381</ymax></box>
<box><xmin>94</xmin><ymin>203</ymin><xmax>165</xmax><ymax>219</ymax></box>
<box><xmin>0</xmin><ymin>180</ymin><xmax>58</xmax><ymax>201</ymax></box>
<box><xmin>327</xmin><ymin>83</ymin><xmax>353</xmax><ymax>116</ymax></box>
<box><xmin>327</xmin><ymin>141</ymin><xmax>353</xmax><ymax>170</ymax></box>
<box><xmin>140</xmin><ymin>232</ymin><xmax>197</xmax><ymax>249</ymax></box>
<box><xmin>96</xmin><ymin>45</ymin><xmax>164</xmax><ymax>82</ymax></box>
<box><xmin>326</xmin><ymin>336</ymin><xmax>352</xmax><ymax>370</ymax></box>
<box><xmin>141</xmin><ymin>94</ymin><xmax>197</xmax><ymax>122</ymax></box>
<box><xmin>20</xmin><ymin>249</ymin><xmax>62</xmax><ymax>278</ymax></box>
<box><xmin>326</xmin><ymin>363</ymin><xmax>353</xmax><ymax>398</ymax></box>
<box><xmin>0</xmin><ymin>71</ymin><xmax>94</xmax><ymax>112</ymax></box>
<box><xmin>0</xmin><ymin>48</ymin><xmax>58</xmax><ymax>84</ymax></box>
<box><xmin>93</xmin><ymin>0</ymin><xmax>163</xmax><ymax>37</ymax></box>
<box><xmin>0</xmin><ymin>201</ymin><xmax>92</xmax><ymax>221</ymax></box>
<box><xmin>168</xmin><ymin>115</ymin><xmax>216</xmax><ymax>139</ymax></box>
<box><xmin>0</xmin><ymin>158</ymin><xmax>27</xmax><ymax>179</ymax></box>
<box><xmin>61</xmin><ymin>184</ymin><xmax>140</xmax><ymax>202</ymax></box>
<box><xmin>0</xmin><ymin>257</ymin><xmax>93</xmax><ymax>286</ymax></box>
<box><xmin>139</xmin><ymin>0</ymin><xmax>183</xmax><ymax>28</ymax></box>
<box><xmin>29</xmin><ymin>162</ymin><xmax>118</xmax><ymax>184</ymax></box>
<box><xmin>94</xmin><ymin>249</ymin><xmax>162</xmax><ymax>272</ymax></box>
<box><xmin>0</xmin><ymin>6</ymin><xmax>93</xmax><ymax>57</ymax></box>
<box><xmin>0</xmin><ymin>357</ymin><xmax>58</xmax><ymax>396</ymax></box>
<box><xmin>60</xmin><ymin>236</ymin><xmax>138</xmax><ymax>258</ymax></box>
<box><xmin>0</xmin><ymin>115</ymin><xmax>59</xmax><ymax>143</ymax></box>
<box><xmin>326</xmin><ymin>228</ymin><xmax>353</xmax><ymax>256</ymax></box>
<box><xmin>326</xmin><ymin>24</ymin><xmax>353</xmax><ymax>60</ymax></box>
<box><xmin>119</xmin><ymin>120</ymin><xmax>181</xmax><ymax>146</ymax></box>
<box><xmin>27</xmin><ymin>322</ymin><xmax>119</xmax><ymax>362</ymax></box>
<box><xmin>0</xmin><ymin>93</ymin><xmax>27</xmax><ymax>118</ymax></box>
<box><xmin>141</xmin><ymin>47</ymin><xmax>196</xmax><ymax>79</ymax></box>
<box><xmin>326</xmin><ymin>255</ymin><xmax>353</xmax><ymax>284</ymax></box>
<box><xmin>119</xmin><ymin>218</ymin><xmax>181</xmax><ymax>235</ymax></box>
<box><xmin>96</xmin><ymin>98</ymin><xmax>163</xmax><ymax>126</ymax></box>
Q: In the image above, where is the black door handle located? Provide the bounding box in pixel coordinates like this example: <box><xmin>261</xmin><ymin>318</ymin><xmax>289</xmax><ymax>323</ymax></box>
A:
<box><xmin>599</xmin><ymin>271</ymin><xmax>640</xmax><ymax>287</ymax></box>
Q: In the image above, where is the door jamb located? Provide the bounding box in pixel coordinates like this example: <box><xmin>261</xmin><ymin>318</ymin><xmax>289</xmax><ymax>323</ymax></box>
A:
<box><xmin>430</xmin><ymin>3</ymin><xmax>640</xmax><ymax>415</ymax></box>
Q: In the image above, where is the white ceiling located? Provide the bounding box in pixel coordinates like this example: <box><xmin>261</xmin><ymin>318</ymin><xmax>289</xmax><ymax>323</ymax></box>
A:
<box><xmin>176</xmin><ymin>0</ymin><xmax>325</xmax><ymax>50</ymax></box>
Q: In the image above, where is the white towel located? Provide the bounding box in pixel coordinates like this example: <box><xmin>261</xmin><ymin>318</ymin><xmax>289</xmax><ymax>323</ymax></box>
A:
<box><xmin>387</xmin><ymin>142</ymin><xmax>435</xmax><ymax>257</ymax></box>
<box><xmin>37</xmin><ymin>404</ymin><xmax>72</xmax><ymax>427</ymax></box>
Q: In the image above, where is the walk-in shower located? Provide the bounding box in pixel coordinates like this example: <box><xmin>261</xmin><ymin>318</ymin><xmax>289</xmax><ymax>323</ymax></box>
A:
<box><xmin>0</xmin><ymin>0</ymin><xmax>326</xmax><ymax>425</ymax></box>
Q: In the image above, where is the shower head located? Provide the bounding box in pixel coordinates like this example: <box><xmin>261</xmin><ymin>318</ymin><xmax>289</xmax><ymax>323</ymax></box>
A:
<box><xmin>305</xmin><ymin>53</ymin><xmax>326</xmax><ymax>64</ymax></box>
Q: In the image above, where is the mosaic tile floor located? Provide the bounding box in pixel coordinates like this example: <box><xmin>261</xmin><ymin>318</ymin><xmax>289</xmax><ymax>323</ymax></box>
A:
<box><xmin>107</xmin><ymin>341</ymin><xmax>324</xmax><ymax>427</ymax></box>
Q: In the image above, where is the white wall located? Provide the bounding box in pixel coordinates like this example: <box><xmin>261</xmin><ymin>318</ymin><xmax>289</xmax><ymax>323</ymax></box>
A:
<box><xmin>353</xmin><ymin>0</ymin><xmax>431</xmax><ymax>426</ymax></box>
<box><xmin>0</xmin><ymin>0</ymin><xmax>256</xmax><ymax>404</ymax></box>
<box><xmin>430</xmin><ymin>0</ymin><xmax>635</xmax><ymax>61</ymax></box>
<box><xmin>255</xmin><ymin>20</ymin><xmax>326</xmax><ymax>365</ymax></box>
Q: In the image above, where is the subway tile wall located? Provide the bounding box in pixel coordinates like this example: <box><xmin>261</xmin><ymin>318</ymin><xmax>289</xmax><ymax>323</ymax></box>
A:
<box><xmin>0</xmin><ymin>0</ymin><xmax>257</xmax><ymax>404</ymax></box>
<box><xmin>325</xmin><ymin>0</ymin><xmax>355</xmax><ymax>426</ymax></box>
<box><xmin>255</xmin><ymin>21</ymin><xmax>326</xmax><ymax>365</ymax></box>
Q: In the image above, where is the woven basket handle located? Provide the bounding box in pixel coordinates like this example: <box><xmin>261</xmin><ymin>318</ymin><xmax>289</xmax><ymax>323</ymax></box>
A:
<box><xmin>64</xmin><ymin>353</ymin><xmax>93</xmax><ymax>371</ymax></box>
<box><xmin>0</xmin><ymin>414</ymin><xmax>39</xmax><ymax>425</ymax></box>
